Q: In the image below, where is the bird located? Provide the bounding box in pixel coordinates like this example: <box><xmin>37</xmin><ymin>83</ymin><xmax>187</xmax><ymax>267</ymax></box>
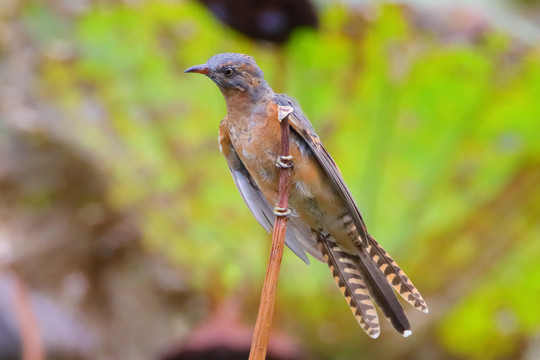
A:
<box><xmin>185</xmin><ymin>53</ymin><xmax>428</xmax><ymax>338</ymax></box>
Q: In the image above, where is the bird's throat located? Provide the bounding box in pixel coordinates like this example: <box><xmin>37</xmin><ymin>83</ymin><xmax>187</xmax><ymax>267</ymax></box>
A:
<box><xmin>222</xmin><ymin>82</ymin><xmax>273</xmax><ymax>115</ymax></box>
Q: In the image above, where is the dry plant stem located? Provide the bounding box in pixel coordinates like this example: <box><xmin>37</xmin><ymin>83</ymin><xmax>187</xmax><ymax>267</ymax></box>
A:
<box><xmin>11</xmin><ymin>268</ymin><xmax>44</xmax><ymax>360</ymax></box>
<box><xmin>248</xmin><ymin>114</ymin><xmax>292</xmax><ymax>360</ymax></box>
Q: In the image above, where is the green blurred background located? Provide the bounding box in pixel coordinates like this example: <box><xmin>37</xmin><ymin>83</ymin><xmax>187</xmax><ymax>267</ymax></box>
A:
<box><xmin>1</xmin><ymin>0</ymin><xmax>540</xmax><ymax>359</ymax></box>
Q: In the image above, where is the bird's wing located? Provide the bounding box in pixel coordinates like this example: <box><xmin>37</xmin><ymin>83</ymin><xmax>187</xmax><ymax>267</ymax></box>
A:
<box><xmin>275</xmin><ymin>94</ymin><xmax>428</xmax><ymax>314</ymax></box>
<box><xmin>275</xmin><ymin>94</ymin><xmax>370</xmax><ymax>240</ymax></box>
<box><xmin>218</xmin><ymin>117</ymin><xmax>322</xmax><ymax>263</ymax></box>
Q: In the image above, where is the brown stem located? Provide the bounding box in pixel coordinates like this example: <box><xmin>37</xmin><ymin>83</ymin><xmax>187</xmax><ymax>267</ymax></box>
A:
<box><xmin>248</xmin><ymin>111</ymin><xmax>292</xmax><ymax>360</ymax></box>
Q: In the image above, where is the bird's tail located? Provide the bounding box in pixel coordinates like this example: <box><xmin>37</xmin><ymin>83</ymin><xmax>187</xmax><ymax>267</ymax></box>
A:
<box><xmin>365</xmin><ymin>235</ymin><xmax>428</xmax><ymax>314</ymax></box>
<box><xmin>315</xmin><ymin>232</ymin><xmax>424</xmax><ymax>338</ymax></box>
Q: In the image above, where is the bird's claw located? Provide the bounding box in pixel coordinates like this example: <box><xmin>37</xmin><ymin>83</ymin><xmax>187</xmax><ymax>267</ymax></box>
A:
<box><xmin>273</xmin><ymin>206</ymin><xmax>292</xmax><ymax>217</ymax></box>
<box><xmin>276</xmin><ymin>155</ymin><xmax>293</xmax><ymax>168</ymax></box>
<box><xmin>277</xmin><ymin>105</ymin><xmax>294</xmax><ymax>122</ymax></box>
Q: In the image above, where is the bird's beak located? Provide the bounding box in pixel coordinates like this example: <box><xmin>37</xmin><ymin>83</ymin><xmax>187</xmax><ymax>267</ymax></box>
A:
<box><xmin>184</xmin><ymin>64</ymin><xmax>209</xmax><ymax>75</ymax></box>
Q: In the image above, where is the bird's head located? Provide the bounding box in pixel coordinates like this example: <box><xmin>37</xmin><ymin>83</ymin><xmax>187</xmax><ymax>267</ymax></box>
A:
<box><xmin>185</xmin><ymin>53</ymin><xmax>271</xmax><ymax>100</ymax></box>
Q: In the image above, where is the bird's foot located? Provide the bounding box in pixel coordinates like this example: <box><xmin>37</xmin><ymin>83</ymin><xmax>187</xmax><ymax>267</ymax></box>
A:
<box><xmin>273</xmin><ymin>206</ymin><xmax>292</xmax><ymax>217</ymax></box>
<box><xmin>277</xmin><ymin>105</ymin><xmax>294</xmax><ymax>122</ymax></box>
<box><xmin>276</xmin><ymin>155</ymin><xmax>293</xmax><ymax>168</ymax></box>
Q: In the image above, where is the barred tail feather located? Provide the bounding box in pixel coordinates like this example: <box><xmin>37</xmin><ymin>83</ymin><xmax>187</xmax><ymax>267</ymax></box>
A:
<box><xmin>366</xmin><ymin>235</ymin><xmax>429</xmax><ymax>314</ymax></box>
<box><xmin>315</xmin><ymin>233</ymin><xmax>381</xmax><ymax>338</ymax></box>
<box><xmin>356</xmin><ymin>249</ymin><xmax>411</xmax><ymax>336</ymax></box>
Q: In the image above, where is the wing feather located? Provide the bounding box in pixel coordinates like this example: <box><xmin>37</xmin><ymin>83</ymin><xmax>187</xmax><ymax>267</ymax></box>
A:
<box><xmin>275</xmin><ymin>94</ymin><xmax>371</xmax><ymax>244</ymax></box>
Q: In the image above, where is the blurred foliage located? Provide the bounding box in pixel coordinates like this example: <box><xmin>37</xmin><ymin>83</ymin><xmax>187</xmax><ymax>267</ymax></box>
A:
<box><xmin>4</xmin><ymin>0</ymin><xmax>540</xmax><ymax>359</ymax></box>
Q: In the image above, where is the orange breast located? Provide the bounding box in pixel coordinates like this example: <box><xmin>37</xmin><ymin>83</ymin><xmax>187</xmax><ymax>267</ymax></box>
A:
<box><xmin>227</xmin><ymin>101</ymin><xmax>341</xmax><ymax>230</ymax></box>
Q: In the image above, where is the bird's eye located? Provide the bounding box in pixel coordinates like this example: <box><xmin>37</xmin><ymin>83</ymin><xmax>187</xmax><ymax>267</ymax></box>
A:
<box><xmin>223</xmin><ymin>68</ymin><xmax>234</xmax><ymax>77</ymax></box>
